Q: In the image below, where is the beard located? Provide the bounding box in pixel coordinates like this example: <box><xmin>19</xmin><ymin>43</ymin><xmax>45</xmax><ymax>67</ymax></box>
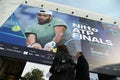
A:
<box><xmin>38</xmin><ymin>17</ymin><xmax>51</xmax><ymax>25</ymax></box>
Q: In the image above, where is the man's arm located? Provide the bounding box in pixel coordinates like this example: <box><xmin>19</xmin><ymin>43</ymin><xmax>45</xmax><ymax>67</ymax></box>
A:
<box><xmin>43</xmin><ymin>26</ymin><xmax>66</xmax><ymax>51</ymax></box>
<box><xmin>53</xmin><ymin>26</ymin><xmax>66</xmax><ymax>43</ymax></box>
<box><xmin>26</xmin><ymin>33</ymin><xmax>42</xmax><ymax>49</ymax></box>
<box><xmin>26</xmin><ymin>33</ymin><xmax>36</xmax><ymax>46</ymax></box>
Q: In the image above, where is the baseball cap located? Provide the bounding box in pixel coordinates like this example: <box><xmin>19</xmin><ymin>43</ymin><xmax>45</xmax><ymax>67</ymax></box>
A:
<box><xmin>38</xmin><ymin>9</ymin><xmax>53</xmax><ymax>16</ymax></box>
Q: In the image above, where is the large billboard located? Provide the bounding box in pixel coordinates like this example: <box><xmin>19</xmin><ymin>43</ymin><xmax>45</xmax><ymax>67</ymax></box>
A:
<box><xmin>0</xmin><ymin>4</ymin><xmax>120</xmax><ymax>76</ymax></box>
<box><xmin>78</xmin><ymin>18</ymin><xmax>120</xmax><ymax>76</ymax></box>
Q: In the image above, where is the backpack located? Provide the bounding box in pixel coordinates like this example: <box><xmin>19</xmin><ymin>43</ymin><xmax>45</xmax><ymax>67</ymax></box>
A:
<box><xmin>55</xmin><ymin>50</ymin><xmax>75</xmax><ymax>72</ymax></box>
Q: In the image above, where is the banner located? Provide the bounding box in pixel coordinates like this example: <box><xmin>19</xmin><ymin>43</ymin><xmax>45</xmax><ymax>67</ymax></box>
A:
<box><xmin>0</xmin><ymin>4</ymin><xmax>120</xmax><ymax>76</ymax></box>
<box><xmin>77</xmin><ymin>18</ymin><xmax>120</xmax><ymax>76</ymax></box>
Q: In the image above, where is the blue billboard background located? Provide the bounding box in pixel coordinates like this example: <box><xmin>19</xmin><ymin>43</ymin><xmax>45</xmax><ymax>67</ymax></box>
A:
<box><xmin>78</xmin><ymin>18</ymin><xmax>120</xmax><ymax>76</ymax></box>
<box><xmin>0</xmin><ymin>4</ymin><xmax>120</xmax><ymax>76</ymax></box>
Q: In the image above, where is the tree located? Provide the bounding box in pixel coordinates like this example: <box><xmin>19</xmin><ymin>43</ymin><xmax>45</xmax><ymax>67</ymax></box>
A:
<box><xmin>22</xmin><ymin>68</ymin><xmax>45</xmax><ymax>80</ymax></box>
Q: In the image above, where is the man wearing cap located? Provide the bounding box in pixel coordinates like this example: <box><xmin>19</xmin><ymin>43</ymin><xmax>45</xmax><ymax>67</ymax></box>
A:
<box><xmin>25</xmin><ymin>9</ymin><xmax>71</xmax><ymax>51</ymax></box>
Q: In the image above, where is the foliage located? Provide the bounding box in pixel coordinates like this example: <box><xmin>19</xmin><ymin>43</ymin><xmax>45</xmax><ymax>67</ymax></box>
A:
<box><xmin>22</xmin><ymin>68</ymin><xmax>45</xmax><ymax>80</ymax></box>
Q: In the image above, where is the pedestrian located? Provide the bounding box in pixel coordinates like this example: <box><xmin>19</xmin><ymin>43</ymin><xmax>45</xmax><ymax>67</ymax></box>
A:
<box><xmin>75</xmin><ymin>52</ymin><xmax>90</xmax><ymax>80</ymax></box>
<box><xmin>49</xmin><ymin>45</ymin><xmax>75</xmax><ymax>80</ymax></box>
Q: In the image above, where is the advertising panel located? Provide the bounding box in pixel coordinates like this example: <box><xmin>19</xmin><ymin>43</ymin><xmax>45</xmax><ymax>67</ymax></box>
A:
<box><xmin>0</xmin><ymin>4</ymin><xmax>120</xmax><ymax>76</ymax></box>
<box><xmin>0</xmin><ymin>4</ymin><xmax>79</xmax><ymax>64</ymax></box>
<box><xmin>77</xmin><ymin>18</ymin><xmax>120</xmax><ymax>76</ymax></box>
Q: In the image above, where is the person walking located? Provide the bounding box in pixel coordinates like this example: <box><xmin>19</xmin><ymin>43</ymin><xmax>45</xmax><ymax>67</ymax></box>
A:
<box><xmin>75</xmin><ymin>52</ymin><xmax>90</xmax><ymax>80</ymax></box>
<box><xmin>49</xmin><ymin>45</ymin><xmax>75</xmax><ymax>80</ymax></box>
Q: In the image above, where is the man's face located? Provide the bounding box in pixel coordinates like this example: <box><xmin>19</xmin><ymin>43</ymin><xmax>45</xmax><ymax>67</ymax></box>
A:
<box><xmin>37</xmin><ymin>13</ymin><xmax>52</xmax><ymax>24</ymax></box>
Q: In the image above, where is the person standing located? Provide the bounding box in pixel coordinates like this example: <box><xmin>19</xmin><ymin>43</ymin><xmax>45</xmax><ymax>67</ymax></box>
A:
<box><xmin>49</xmin><ymin>45</ymin><xmax>75</xmax><ymax>80</ymax></box>
<box><xmin>75</xmin><ymin>52</ymin><xmax>90</xmax><ymax>80</ymax></box>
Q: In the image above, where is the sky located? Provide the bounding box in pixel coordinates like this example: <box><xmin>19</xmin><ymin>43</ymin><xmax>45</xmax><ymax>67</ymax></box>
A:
<box><xmin>45</xmin><ymin>0</ymin><xmax>120</xmax><ymax>18</ymax></box>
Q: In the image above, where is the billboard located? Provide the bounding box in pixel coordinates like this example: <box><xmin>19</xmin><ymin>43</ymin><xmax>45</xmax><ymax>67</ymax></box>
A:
<box><xmin>0</xmin><ymin>4</ymin><xmax>120</xmax><ymax>76</ymax></box>
<box><xmin>78</xmin><ymin>18</ymin><xmax>120</xmax><ymax>76</ymax></box>
<box><xmin>0</xmin><ymin>4</ymin><xmax>80</xmax><ymax>64</ymax></box>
